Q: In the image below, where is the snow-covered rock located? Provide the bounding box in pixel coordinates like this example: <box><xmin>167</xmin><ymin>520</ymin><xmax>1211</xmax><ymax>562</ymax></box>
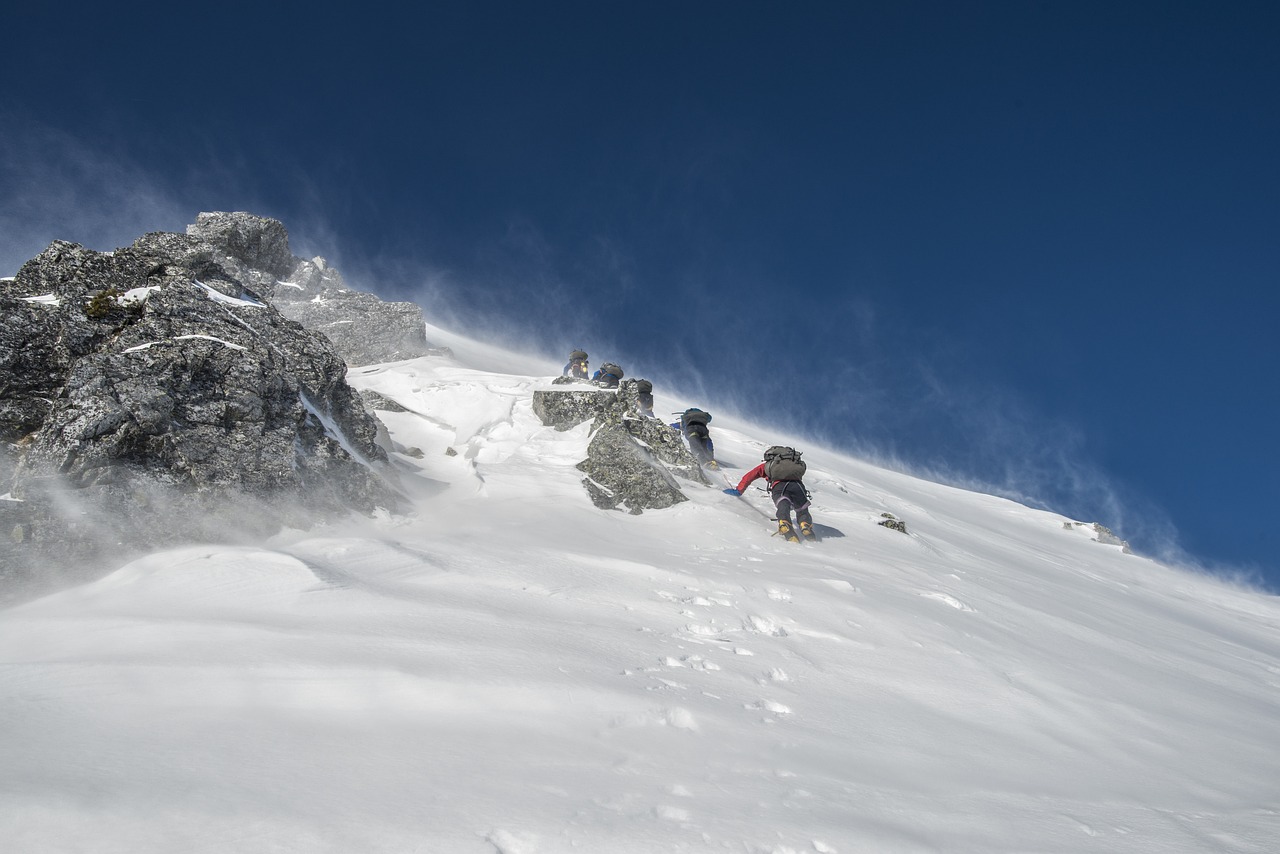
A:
<box><xmin>0</xmin><ymin>232</ymin><xmax>399</xmax><ymax>578</ymax></box>
<box><xmin>536</xmin><ymin>377</ymin><xmax>709</xmax><ymax>511</ymax></box>
<box><xmin>185</xmin><ymin>211</ymin><xmax>442</xmax><ymax>365</ymax></box>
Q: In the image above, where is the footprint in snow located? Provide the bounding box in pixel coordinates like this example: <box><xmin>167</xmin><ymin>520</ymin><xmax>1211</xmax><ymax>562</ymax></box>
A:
<box><xmin>662</xmin><ymin>654</ymin><xmax>720</xmax><ymax>672</ymax></box>
<box><xmin>745</xmin><ymin>614</ymin><xmax>789</xmax><ymax>636</ymax></box>
<box><xmin>746</xmin><ymin>699</ymin><xmax>793</xmax><ymax>716</ymax></box>
<box><xmin>681</xmin><ymin>623</ymin><xmax>725</xmax><ymax>638</ymax></box>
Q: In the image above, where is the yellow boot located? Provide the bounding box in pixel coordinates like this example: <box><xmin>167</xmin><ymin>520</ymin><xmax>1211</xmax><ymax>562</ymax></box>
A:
<box><xmin>777</xmin><ymin>520</ymin><xmax>800</xmax><ymax>543</ymax></box>
<box><xmin>799</xmin><ymin>520</ymin><xmax>816</xmax><ymax>540</ymax></box>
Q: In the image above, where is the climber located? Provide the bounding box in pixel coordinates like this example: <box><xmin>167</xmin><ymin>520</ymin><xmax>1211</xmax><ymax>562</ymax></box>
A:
<box><xmin>592</xmin><ymin>361</ymin><xmax>624</xmax><ymax>388</ymax></box>
<box><xmin>563</xmin><ymin>349</ymin><xmax>590</xmax><ymax>380</ymax></box>
<box><xmin>671</xmin><ymin>408</ymin><xmax>717</xmax><ymax>469</ymax></box>
<box><xmin>723</xmin><ymin>446</ymin><xmax>814</xmax><ymax>542</ymax></box>
<box><xmin>635</xmin><ymin>379</ymin><xmax>655</xmax><ymax>417</ymax></box>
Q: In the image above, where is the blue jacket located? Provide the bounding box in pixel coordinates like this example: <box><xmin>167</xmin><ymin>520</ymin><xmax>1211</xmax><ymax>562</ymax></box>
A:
<box><xmin>592</xmin><ymin>368</ymin><xmax>621</xmax><ymax>387</ymax></box>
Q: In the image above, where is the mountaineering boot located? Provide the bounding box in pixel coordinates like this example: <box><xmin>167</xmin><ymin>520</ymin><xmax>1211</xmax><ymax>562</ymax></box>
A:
<box><xmin>706</xmin><ymin>459</ymin><xmax>719</xmax><ymax>470</ymax></box>
<box><xmin>799</xmin><ymin>520</ymin><xmax>816</xmax><ymax>540</ymax></box>
<box><xmin>777</xmin><ymin>519</ymin><xmax>800</xmax><ymax>543</ymax></box>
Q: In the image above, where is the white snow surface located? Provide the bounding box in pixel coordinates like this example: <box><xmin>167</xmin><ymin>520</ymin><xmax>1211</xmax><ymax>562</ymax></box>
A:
<box><xmin>20</xmin><ymin>292</ymin><xmax>60</xmax><ymax>305</ymax></box>
<box><xmin>195</xmin><ymin>280</ymin><xmax>266</xmax><ymax>307</ymax></box>
<box><xmin>120</xmin><ymin>285</ymin><xmax>160</xmax><ymax>305</ymax></box>
<box><xmin>123</xmin><ymin>334</ymin><xmax>246</xmax><ymax>353</ymax></box>
<box><xmin>2</xmin><ymin>322</ymin><xmax>1278</xmax><ymax>853</ymax></box>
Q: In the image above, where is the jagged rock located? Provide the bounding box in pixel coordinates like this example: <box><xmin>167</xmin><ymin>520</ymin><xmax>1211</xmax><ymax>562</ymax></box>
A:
<box><xmin>879</xmin><ymin>512</ymin><xmax>908</xmax><ymax>534</ymax></box>
<box><xmin>532</xmin><ymin>386</ymin><xmax>618</xmax><ymax>431</ymax></box>
<box><xmin>271</xmin><ymin>277</ymin><xmax>440</xmax><ymax>366</ymax></box>
<box><xmin>1064</xmin><ymin>520</ymin><xmax>1133</xmax><ymax>553</ymax></box>
<box><xmin>1091</xmin><ymin>522</ymin><xmax>1132</xmax><ymax>553</ymax></box>
<box><xmin>187</xmin><ymin>211</ymin><xmax>294</xmax><ymax>279</ymax></box>
<box><xmin>577</xmin><ymin>424</ymin><xmax>687</xmax><ymax>514</ymax></box>
<box><xmin>187</xmin><ymin>212</ymin><xmax>444</xmax><ymax>366</ymax></box>
<box><xmin>360</xmin><ymin>389</ymin><xmax>408</xmax><ymax>412</ymax></box>
<box><xmin>620</xmin><ymin>414</ymin><xmax>710</xmax><ymax>486</ymax></box>
<box><xmin>537</xmin><ymin>378</ymin><xmax>708</xmax><ymax>511</ymax></box>
<box><xmin>0</xmin><ymin>226</ymin><xmax>403</xmax><ymax>587</ymax></box>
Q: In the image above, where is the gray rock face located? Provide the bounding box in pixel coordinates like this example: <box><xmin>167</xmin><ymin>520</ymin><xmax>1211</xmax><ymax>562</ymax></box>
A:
<box><xmin>270</xmin><ymin>256</ymin><xmax>444</xmax><ymax>366</ymax></box>
<box><xmin>0</xmin><ymin>226</ymin><xmax>403</xmax><ymax>589</ymax></box>
<box><xmin>532</xmin><ymin>384</ymin><xmax>618</xmax><ymax>431</ymax></box>
<box><xmin>577</xmin><ymin>424</ymin><xmax>686</xmax><ymax>514</ymax></box>
<box><xmin>187</xmin><ymin>211</ymin><xmax>443</xmax><ymax>366</ymax></box>
<box><xmin>188</xmin><ymin>211</ymin><xmax>294</xmax><ymax>279</ymax></box>
<box><xmin>533</xmin><ymin>378</ymin><xmax>708</xmax><ymax>512</ymax></box>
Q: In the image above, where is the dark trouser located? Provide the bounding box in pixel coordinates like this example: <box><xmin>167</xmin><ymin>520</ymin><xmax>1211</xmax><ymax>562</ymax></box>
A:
<box><xmin>685</xmin><ymin>423</ymin><xmax>712</xmax><ymax>464</ymax></box>
<box><xmin>771</xmin><ymin>481</ymin><xmax>812</xmax><ymax>525</ymax></box>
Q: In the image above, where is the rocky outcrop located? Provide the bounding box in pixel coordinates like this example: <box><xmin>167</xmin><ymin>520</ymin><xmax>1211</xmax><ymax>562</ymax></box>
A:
<box><xmin>0</xmin><ymin>223</ymin><xmax>405</xmax><ymax>585</ymax></box>
<box><xmin>532</xmin><ymin>381</ymin><xmax>617</xmax><ymax>431</ymax></box>
<box><xmin>577</xmin><ymin>424</ymin><xmax>687</xmax><ymax>513</ymax></box>
<box><xmin>187</xmin><ymin>212</ymin><xmax>445</xmax><ymax>366</ymax></box>
<box><xmin>187</xmin><ymin>210</ymin><xmax>294</xmax><ymax>279</ymax></box>
<box><xmin>533</xmin><ymin>378</ymin><xmax>709</xmax><ymax>513</ymax></box>
<box><xmin>269</xmin><ymin>257</ymin><xmax>444</xmax><ymax>366</ymax></box>
<box><xmin>879</xmin><ymin>512</ymin><xmax>908</xmax><ymax>534</ymax></box>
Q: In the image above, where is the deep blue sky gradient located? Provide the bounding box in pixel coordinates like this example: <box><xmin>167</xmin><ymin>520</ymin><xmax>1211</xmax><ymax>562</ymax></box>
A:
<box><xmin>2</xmin><ymin>2</ymin><xmax>1277</xmax><ymax>587</ymax></box>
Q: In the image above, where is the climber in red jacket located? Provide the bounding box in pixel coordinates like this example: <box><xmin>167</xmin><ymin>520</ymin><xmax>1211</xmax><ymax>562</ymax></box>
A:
<box><xmin>724</xmin><ymin>446</ymin><xmax>815</xmax><ymax>542</ymax></box>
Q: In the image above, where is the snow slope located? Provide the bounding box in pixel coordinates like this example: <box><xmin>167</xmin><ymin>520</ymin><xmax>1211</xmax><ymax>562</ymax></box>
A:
<box><xmin>2</xmin><ymin>322</ymin><xmax>1278</xmax><ymax>854</ymax></box>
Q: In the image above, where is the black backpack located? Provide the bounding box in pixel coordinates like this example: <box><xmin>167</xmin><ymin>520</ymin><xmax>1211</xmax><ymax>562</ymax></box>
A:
<box><xmin>599</xmin><ymin>362</ymin><xmax>624</xmax><ymax>380</ymax></box>
<box><xmin>636</xmin><ymin>379</ymin><xmax>653</xmax><ymax>394</ymax></box>
<box><xmin>763</xmin><ymin>445</ymin><xmax>806</xmax><ymax>481</ymax></box>
<box><xmin>681</xmin><ymin>408</ymin><xmax>710</xmax><ymax>428</ymax></box>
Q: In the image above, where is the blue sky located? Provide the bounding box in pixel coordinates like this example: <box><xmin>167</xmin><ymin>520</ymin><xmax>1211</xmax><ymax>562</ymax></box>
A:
<box><xmin>2</xmin><ymin>2</ymin><xmax>1277</xmax><ymax>588</ymax></box>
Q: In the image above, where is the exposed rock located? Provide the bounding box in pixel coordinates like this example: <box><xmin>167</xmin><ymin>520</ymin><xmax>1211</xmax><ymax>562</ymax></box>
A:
<box><xmin>879</xmin><ymin>512</ymin><xmax>908</xmax><ymax>534</ymax></box>
<box><xmin>1064</xmin><ymin>520</ymin><xmax>1133</xmax><ymax>554</ymax></box>
<box><xmin>0</xmin><ymin>225</ymin><xmax>404</xmax><ymax>589</ymax></box>
<box><xmin>270</xmin><ymin>267</ymin><xmax>441</xmax><ymax>365</ymax></box>
<box><xmin>360</xmin><ymin>389</ymin><xmax>409</xmax><ymax>412</ymax></box>
<box><xmin>1091</xmin><ymin>522</ymin><xmax>1133</xmax><ymax>553</ymax></box>
<box><xmin>577</xmin><ymin>424</ymin><xmax>687</xmax><ymax>514</ymax></box>
<box><xmin>620</xmin><ymin>413</ymin><xmax>709</xmax><ymax>486</ymax></box>
<box><xmin>532</xmin><ymin>386</ymin><xmax>618</xmax><ymax>431</ymax></box>
<box><xmin>534</xmin><ymin>377</ymin><xmax>707</xmax><ymax>512</ymax></box>
<box><xmin>187</xmin><ymin>211</ymin><xmax>294</xmax><ymax>279</ymax></box>
<box><xmin>188</xmin><ymin>211</ymin><xmax>445</xmax><ymax>366</ymax></box>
